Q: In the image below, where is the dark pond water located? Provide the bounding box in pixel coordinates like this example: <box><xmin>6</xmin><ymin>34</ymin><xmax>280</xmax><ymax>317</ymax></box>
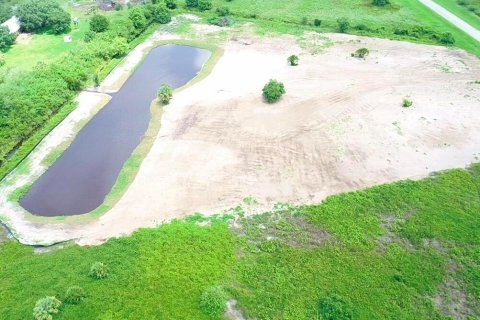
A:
<box><xmin>20</xmin><ymin>45</ymin><xmax>211</xmax><ymax>216</ymax></box>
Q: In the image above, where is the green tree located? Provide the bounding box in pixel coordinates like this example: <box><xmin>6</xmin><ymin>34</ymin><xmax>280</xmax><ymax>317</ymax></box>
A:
<box><xmin>33</xmin><ymin>296</ymin><xmax>62</xmax><ymax>320</ymax></box>
<box><xmin>17</xmin><ymin>0</ymin><xmax>71</xmax><ymax>34</ymax></box>
<box><xmin>90</xmin><ymin>14</ymin><xmax>109</xmax><ymax>33</ymax></box>
<box><xmin>198</xmin><ymin>0</ymin><xmax>212</xmax><ymax>11</ymax></box>
<box><xmin>46</xmin><ymin>7</ymin><xmax>71</xmax><ymax>34</ymax></box>
<box><xmin>287</xmin><ymin>54</ymin><xmax>299</xmax><ymax>66</ymax></box>
<box><xmin>262</xmin><ymin>79</ymin><xmax>286</xmax><ymax>103</ymax></box>
<box><xmin>165</xmin><ymin>0</ymin><xmax>177</xmax><ymax>9</ymax></box>
<box><xmin>158</xmin><ymin>84</ymin><xmax>173</xmax><ymax>104</ymax></box>
<box><xmin>0</xmin><ymin>26</ymin><xmax>16</xmax><ymax>51</ymax></box>
<box><xmin>152</xmin><ymin>5</ymin><xmax>171</xmax><ymax>24</ymax></box>
<box><xmin>129</xmin><ymin>7</ymin><xmax>147</xmax><ymax>30</ymax></box>
<box><xmin>337</xmin><ymin>18</ymin><xmax>350</xmax><ymax>33</ymax></box>
<box><xmin>200</xmin><ymin>287</ymin><xmax>228</xmax><ymax>316</ymax></box>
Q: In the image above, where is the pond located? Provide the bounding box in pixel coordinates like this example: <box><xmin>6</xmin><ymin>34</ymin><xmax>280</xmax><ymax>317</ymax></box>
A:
<box><xmin>20</xmin><ymin>45</ymin><xmax>211</xmax><ymax>216</ymax></box>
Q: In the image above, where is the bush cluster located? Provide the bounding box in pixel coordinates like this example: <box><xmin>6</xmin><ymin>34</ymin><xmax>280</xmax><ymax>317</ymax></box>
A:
<box><xmin>186</xmin><ymin>0</ymin><xmax>213</xmax><ymax>11</ymax></box>
<box><xmin>17</xmin><ymin>0</ymin><xmax>71</xmax><ymax>34</ymax></box>
<box><xmin>0</xmin><ymin>26</ymin><xmax>16</xmax><ymax>51</ymax></box>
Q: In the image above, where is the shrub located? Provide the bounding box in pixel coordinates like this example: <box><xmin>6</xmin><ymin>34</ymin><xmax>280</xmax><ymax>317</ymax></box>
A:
<box><xmin>17</xmin><ymin>0</ymin><xmax>71</xmax><ymax>34</ymax></box>
<box><xmin>89</xmin><ymin>262</ymin><xmax>109</xmax><ymax>279</ymax></box>
<box><xmin>0</xmin><ymin>26</ymin><xmax>16</xmax><ymax>51</ymax></box>
<box><xmin>200</xmin><ymin>287</ymin><xmax>228</xmax><ymax>316</ymax></box>
<box><xmin>402</xmin><ymin>98</ymin><xmax>413</xmax><ymax>108</ymax></box>
<box><xmin>314</xmin><ymin>19</ymin><xmax>322</xmax><ymax>27</ymax></box>
<box><xmin>198</xmin><ymin>0</ymin><xmax>213</xmax><ymax>11</ymax></box>
<box><xmin>372</xmin><ymin>0</ymin><xmax>390</xmax><ymax>6</ymax></box>
<box><xmin>0</xmin><ymin>53</ymin><xmax>5</xmax><ymax>67</ymax></box>
<box><xmin>216</xmin><ymin>6</ymin><xmax>230</xmax><ymax>16</ymax></box>
<box><xmin>165</xmin><ymin>0</ymin><xmax>177</xmax><ymax>9</ymax></box>
<box><xmin>65</xmin><ymin>286</ymin><xmax>86</xmax><ymax>304</ymax></box>
<box><xmin>129</xmin><ymin>7</ymin><xmax>147</xmax><ymax>30</ymax></box>
<box><xmin>158</xmin><ymin>84</ymin><xmax>173</xmax><ymax>104</ymax></box>
<box><xmin>262</xmin><ymin>79</ymin><xmax>286</xmax><ymax>103</ymax></box>
<box><xmin>186</xmin><ymin>0</ymin><xmax>198</xmax><ymax>8</ymax></box>
<box><xmin>318</xmin><ymin>294</ymin><xmax>353</xmax><ymax>320</ymax></box>
<box><xmin>287</xmin><ymin>54</ymin><xmax>299</xmax><ymax>66</ymax></box>
<box><xmin>33</xmin><ymin>296</ymin><xmax>62</xmax><ymax>320</ymax></box>
<box><xmin>337</xmin><ymin>18</ymin><xmax>350</xmax><ymax>33</ymax></box>
<box><xmin>115</xmin><ymin>3</ymin><xmax>124</xmax><ymax>11</ymax></box>
<box><xmin>84</xmin><ymin>30</ymin><xmax>96</xmax><ymax>42</ymax></box>
<box><xmin>208</xmin><ymin>16</ymin><xmax>233</xmax><ymax>27</ymax></box>
<box><xmin>351</xmin><ymin>48</ymin><xmax>369</xmax><ymax>58</ymax></box>
<box><xmin>439</xmin><ymin>32</ymin><xmax>455</xmax><ymax>44</ymax></box>
<box><xmin>90</xmin><ymin>14</ymin><xmax>109</xmax><ymax>33</ymax></box>
<box><xmin>152</xmin><ymin>5</ymin><xmax>171</xmax><ymax>24</ymax></box>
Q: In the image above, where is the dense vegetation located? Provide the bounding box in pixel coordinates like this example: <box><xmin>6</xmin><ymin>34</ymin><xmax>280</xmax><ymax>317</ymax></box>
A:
<box><xmin>0</xmin><ymin>2</ymin><xmax>172</xmax><ymax>180</ymax></box>
<box><xmin>1</xmin><ymin>164</ymin><xmax>479</xmax><ymax>319</ymax></box>
<box><xmin>17</xmin><ymin>0</ymin><xmax>71</xmax><ymax>34</ymax></box>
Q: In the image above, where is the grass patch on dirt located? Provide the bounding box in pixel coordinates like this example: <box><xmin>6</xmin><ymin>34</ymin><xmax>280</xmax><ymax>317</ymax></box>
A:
<box><xmin>1</xmin><ymin>164</ymin><xmax>479</xmax><ymax>319</ymax></box>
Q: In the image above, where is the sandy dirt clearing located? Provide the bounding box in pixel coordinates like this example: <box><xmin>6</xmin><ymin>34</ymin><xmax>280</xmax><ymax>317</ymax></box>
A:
<box><xmin>2</xmin><ymin>32</ymin><xmax>480</xmax><ymax>245</ymax></box>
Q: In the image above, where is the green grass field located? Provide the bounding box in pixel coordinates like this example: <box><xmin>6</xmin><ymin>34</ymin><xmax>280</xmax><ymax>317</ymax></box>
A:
<box><xmin>433</xmin><ymin>0</ymin><xmax>480</xmax><ymax>30</ymax></box>
<box><xmin>1</xmin><ymin>164</ymin><xmax>479</xmax><ymax>319</ymax></box>
<box><xmin>210</xmin><ymin>0</ymin><xmax>480</xmax><ymax>57</ymax></box>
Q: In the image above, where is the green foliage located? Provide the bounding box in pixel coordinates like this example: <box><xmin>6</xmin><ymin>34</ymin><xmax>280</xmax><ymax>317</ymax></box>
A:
<box><xmin>337</xmin><ymin>18</ymin><xmax>350</xmax><ymax>33</ymax></box>
<box><xmin>129</xmin><ymin>7</ymin><xmax>148</xmax><ymax>30</ymax></box>
<box><xmin>0</xmin><ymin>26</ymin><xmax>16</xmax><ymax>51</ymax></box>
<box><xmin>208</xmin><ymin>16</ymin><xmax>233</xmax><ymax>26</ymax></box>
<box><xmin>65</xmin><ymin>286</ymin><xmax>86</xmax><ymax>304</ymax></box>
<box><xmin>17</xmin><ymin>0</ymin><xmax>71</xmax><ymax>34</ymax></box>
<box><xmin>33</xmin><ymin>296</ymin><xmax>61</xmax><ymax>320</ymax></box>
<box><xmin>216</xmin><ymin>6</ymin><xmax>231</xmax><ymax>16</ymax></box>
<box><xmin>287</xmin><ymin>54</ymin><xmax>299</xmax><ymax>66</ymax></box>
<box><xmin>352</xmin><ymin>47</ymin><xmax>369</xmax><ymax>58</ymax></box>
<box><xmin>0</xmin><ymin>3</ymin><xmax>13</xmax><ymax>24</ymax></box>
<box><xmin>165</xmin><ymin>0</ymin><xmax>178</xmax><ymax>9</ymax></box>
<box><xmin>318</xmin><ymin>294</ymin><xmax>353</xmax><ymax>320</ymax></box>
<box><xmin>89</xmin><ymin>262</ymin><xmax>109</xmax><ymax>279</ymax></box>
<box><xmin>372</xmin><ymin>0</ymin><xmax>390</xmax><ymax>6</ymax></box>
<box><xmin>158</xmin><ymin>83</ymin><xmax>173</xmax><ymax>104</ymax></box>
<box><xmin>90</xmin><ymin>15</ymin><xmax>109</xmax><ymax>33</ymax></box>
<box><xmin>402</xmin><ymin>97</ymin><xmax>413</xmax><ymax>108</ymax></box>
<box><xmin>186</xmin><ymin>0</ymin><xmax>199</xmax><ymax>8</ymax></box>
<box><xmin>439</xmin><ymin>32</ymin><xmax>455</xmax><ymax>44</ymax></box>
<box><xmin>198</xmin><ymin>0</ymin><xmax>213</xmax><ymax>11</ymax></box>
<box><xmin>152</xmin><ymin>4</ymin><xmax>172</xmax><ymax>24</ymax></box>
<box><xmin>200</xmin><ymin>287</ymin><xmax>228</xmax><ymax>316</ymax></box>
<box><xmin>0</xmin><ymin>53</ymin><xmax>5</xmax><ymax>67</ymax></box>
<box><xmin>262</xmin><ymin>79</ymin><xmax>286</xmax><ymax>103</ymax></box>
<box><xmin>314</xmin><ymin>18</ymin><xmax>322</xmax><ymax>27</ymax></box>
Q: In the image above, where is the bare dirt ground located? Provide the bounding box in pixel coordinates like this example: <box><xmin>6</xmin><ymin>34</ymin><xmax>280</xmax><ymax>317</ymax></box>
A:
<box><xmin>2</xmin><ymin>31</ymin><xmax>480</xmax><ymax>245</ymax></box>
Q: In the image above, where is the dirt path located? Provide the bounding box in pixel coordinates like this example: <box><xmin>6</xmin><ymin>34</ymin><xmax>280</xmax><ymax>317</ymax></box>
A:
<box><xmin>419</xmin><ymin>0</ymin><xmax>480</xmax><ymax>42</ymax></box>
<box><xmin>1</xmin><ymin>32</ymin><xmax>480</xmax><ymax>246</ymax></box>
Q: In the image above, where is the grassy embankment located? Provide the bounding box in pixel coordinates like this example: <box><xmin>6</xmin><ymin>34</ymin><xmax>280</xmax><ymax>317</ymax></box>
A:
<box><xmin>433</xmin><ymin>0</ymin><xmax>480</xmax><ymax>30</ymax></box>
<box><xmin>1</xmin><ymin>164</ymin><xmax>479</xmax><ymax>319</ymax></box>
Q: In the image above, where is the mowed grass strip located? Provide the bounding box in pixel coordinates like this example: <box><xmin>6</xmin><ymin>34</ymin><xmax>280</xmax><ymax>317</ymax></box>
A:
<box><xmin>1</xmin><ymin>165</ymin><xmax>479</xmax><ymax>319</ymax></box>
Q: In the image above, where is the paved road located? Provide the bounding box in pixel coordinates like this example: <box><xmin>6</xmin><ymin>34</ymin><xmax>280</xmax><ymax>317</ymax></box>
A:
<box><xmin>419</xmin><ymin>0</ymin><xmax>480</xmax><ymax>42</ymax></box>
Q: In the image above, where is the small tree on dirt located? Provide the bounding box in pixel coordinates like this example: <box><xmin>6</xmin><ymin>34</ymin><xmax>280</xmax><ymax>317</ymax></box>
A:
<box><xmin>372</xmin><ymin>0</ymin><xmax>390</xmax><ymax>6</ymax></box>
<box><xmin>402</xmin><ymin>97</ymin><xmax>413</xmax><ymax>108</ymax></box>
<box><xmin>89</xmin><ymin>262</ymin><xmax>109</xmax><ymax>279</ymax></box>
<box><xmin>200</xmin><ymin>287</ymin><xmax>228</xmax><ymax>317</ymax></box>
<box><xmin>65</xmin><ymin>286</ymin><xmax>86</xmax><ymax>304</ymax></box>
<box><xmin>158</xmin><ymin>84</ymin><xmax>173</xmax><ymax>104</ymax></box>
<box><xmin>287</xmin><ymin>54</ymin><xmax>299</xmax><ymax>66</ymax></box>
<box><xmin>33</xmin><ymin>296</ymin><xmax>62</xmax><ymax>320</ymax></box>
<box><xmin>198</xmin><ymin>0</ymin><xmax>213</xmax><ymax>11</ymax></box>
<box><xmin>337</xmin><ymin>18</ymin><xmax>350</xmax><ymax>33</ymax></box>
<box><xmin>262</xmin><ymin>79</ymin><xmax>286</xmax><ymax>103</ymax></box>
<box><xmin>90</xmin><ymin>14</ymin><xmax>109</xmax><ymax>33</ymax></box>
<box><xmin>351</xmin><ymin>48</ymin><xmax>369</xmax><ymax>58</ymax></box>
<box><xmin>318</xmin><ymin>294</ymin><xmax>353</xmax><ymax>320</ymax></box>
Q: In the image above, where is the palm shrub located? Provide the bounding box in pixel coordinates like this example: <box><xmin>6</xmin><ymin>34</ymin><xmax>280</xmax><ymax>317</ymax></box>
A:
<box><xmin>33</xmin><ymin>296</ymin><xmax>62</xmax><ymax>320</ymax></box>
<box><xmin>89</xmin><ymin>262</ymin><xmax>109</xmax><ymax>279</ymax></box>
<box><xmin>402</xmin><ymin>98</ymin><xmax>413</xmax><ymax>108</ymax></box>
<box><xmin>287</xmin><ymin>54</ymin><xmax>299</xmax><ymax>66</ymax></box>
<box><xmin>65</xmin><ymin>286</ymin><xmax>86</xmax><ymax>304</ymax></box>
<box><xmin>200</xmin><ymin>287</ymin><xmax>228</xmax><ymax>316</ymax></box>
<box><xmin>158</xmin><ymin>84</ymin><xmax>173</xmax><ymax>104</ymax></box>
<box><xmin>262</xmin><ymin>79</ymin><xmax>286</xmax><ymax>103</ymax></box>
